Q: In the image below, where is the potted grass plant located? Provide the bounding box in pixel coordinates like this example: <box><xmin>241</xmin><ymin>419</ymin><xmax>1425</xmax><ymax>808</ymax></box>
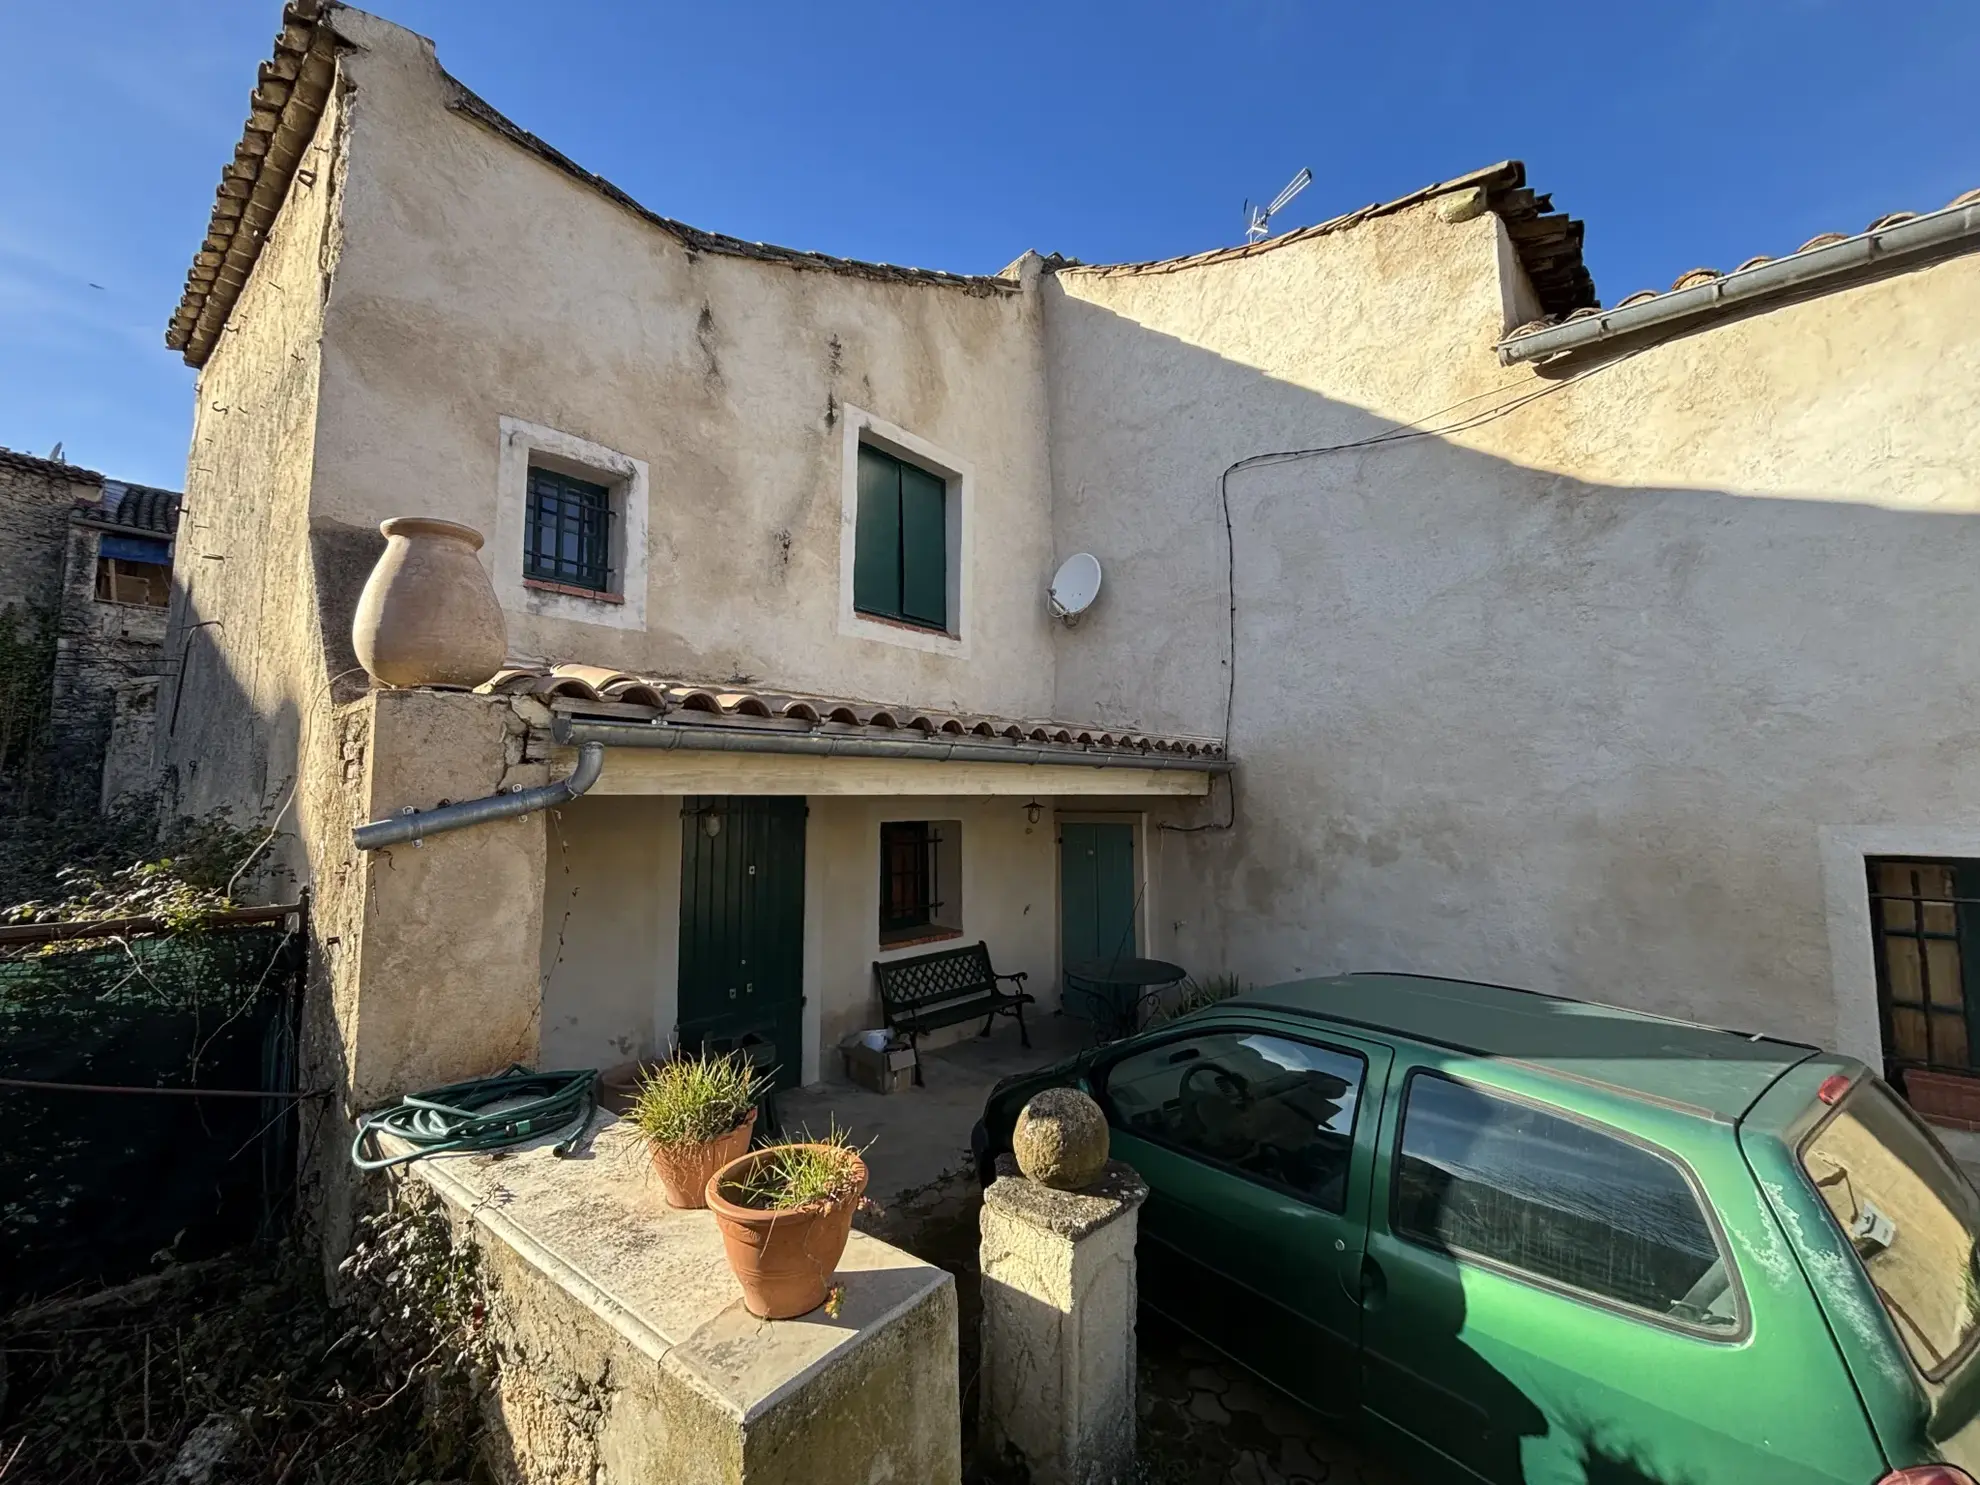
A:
<box><xmin>705</xmin><ymin>1132</ymin><xmax>870</xmax><ymax>1319</ymax></box>
<box><xmin>629</xmin><ymin>1051</ymin><xmax>768</xmax><ymax>1209</ymax></box>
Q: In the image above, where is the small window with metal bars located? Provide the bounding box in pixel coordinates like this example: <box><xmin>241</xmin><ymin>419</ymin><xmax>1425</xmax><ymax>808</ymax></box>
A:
<box><xmin>1868</xmin><ymin>859</ymin><xmax>1980</xmax><ymax>1081</ymax></box>
<box><xmin>524</xmin><ymin>465</ymin><xmax>616</xmax><ymax>594</ymax></box>
<box><xmin>879</xmin><ymin>821</ymin><xmax>962</xmax><ymax>946</ymax></box>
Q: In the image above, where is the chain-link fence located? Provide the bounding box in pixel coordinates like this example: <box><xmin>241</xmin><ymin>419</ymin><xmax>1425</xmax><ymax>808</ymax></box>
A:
<box><xmin>0</xmin><ymin>904</ymin><xmax>306</xmax><ymax>1307</ymax></box>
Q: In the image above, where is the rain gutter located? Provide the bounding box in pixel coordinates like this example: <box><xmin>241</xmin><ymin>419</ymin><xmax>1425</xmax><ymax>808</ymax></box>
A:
<box><xmin>549</xmin><ymin>715</ymin><xmax>1232</xmax><ymax>774</ymax></box>
<box><xmin>1497</xmin><ymin>196</ymin><xmax>1980</xmax><ymax>365</ymax></box>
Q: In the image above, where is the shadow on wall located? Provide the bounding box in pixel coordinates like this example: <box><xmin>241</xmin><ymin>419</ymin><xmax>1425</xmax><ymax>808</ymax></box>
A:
<box><xmin>1042</xmin><ymin>286</ymin><xmax>1980</xmax><ymax>1043</ymax></box>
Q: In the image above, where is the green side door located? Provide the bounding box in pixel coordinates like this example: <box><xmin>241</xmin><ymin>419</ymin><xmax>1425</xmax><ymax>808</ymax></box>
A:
<box><xmin>1091</xmin><ymin>1013</ymin><xmax>1393</xmax><ymax>1417</ymax></box>
<box><xmin>676</xmin><ymin>796</ymin><xmax>806</xmax><ymax>1091</ymax></box>
<box><xmin>1059</xmin><ymin>822</ymin><xmax>1137</xmax><ymax>966</ymax></box>
<box><xmin>1358</xmin><ymin>1054</ymin><xmax>1884</xmax><ymax>1485</ymax></box>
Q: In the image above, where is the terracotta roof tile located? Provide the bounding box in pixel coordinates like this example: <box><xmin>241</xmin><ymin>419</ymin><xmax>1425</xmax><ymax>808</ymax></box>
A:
<box><xmin>478</xmin><ymin>664</ymin><xmax>1226</xmax><ymax>763</ymax></box>
<box><xmin>1502</xmin><ymin>184</ymin><xmax>1980</xmax><ymax>344</ymax></box>
<box><xmin>1059</xmin><ymin>161</ymin><xmax>1598</xmax><ymax>320</ymax></box>
<box><xmin>93</xmin><ymin>481</ymin><xmax>182</xmax><ymax>536</ymax></box>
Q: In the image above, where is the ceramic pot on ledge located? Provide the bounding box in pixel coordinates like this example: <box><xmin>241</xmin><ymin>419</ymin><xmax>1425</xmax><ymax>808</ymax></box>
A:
<box><xmin>352</xmin><ymin>517</ymin><xmax>506</xmax><ymax>688</ymax></box>
<box><xmin>648</xmin><ymin>1106</ymin><xmax>759</xmax><ymax>1210</ymax></box>
<box><xmin>706</xmin><ymin>1145</ymin><xmax>869</xmax><ymax>1319</ymax></box>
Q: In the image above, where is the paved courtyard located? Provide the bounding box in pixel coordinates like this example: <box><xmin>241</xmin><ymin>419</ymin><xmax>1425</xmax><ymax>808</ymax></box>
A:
<box><xmin>861</xmin><ymin>1169</ymin><xmax>1406</xmax><ymax>1485</ymax></box>
<box><xmin>780</xmin><ymin>1012</ymin><xmax>1087</xmax><ymax>1201</ymax></box>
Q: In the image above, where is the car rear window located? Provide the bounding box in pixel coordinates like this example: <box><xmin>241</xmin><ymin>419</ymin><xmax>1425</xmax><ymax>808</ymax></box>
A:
<box><xmin>1801</xmin><ymin>1078</ymin><xmax>1980</xmax><ymax>1379</ymax></box>
<box><xmin>1394</xmin><ymin>1072</ymin><xmax>1737</xmax><ymax>1332</ymax></box>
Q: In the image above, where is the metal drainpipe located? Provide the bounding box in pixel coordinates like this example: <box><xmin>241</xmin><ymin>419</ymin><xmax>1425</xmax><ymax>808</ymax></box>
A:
<box><xmin>352</xmin><ymin>740</ymin><xmax>606</xmax><ymax>851</ymax></box>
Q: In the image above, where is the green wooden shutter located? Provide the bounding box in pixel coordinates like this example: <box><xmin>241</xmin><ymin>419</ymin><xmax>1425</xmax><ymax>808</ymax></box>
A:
<box><xmin>899</xmin><ymin>462</ymin><xmax>947</xmax><ymax>630</ymax></box>
<box><xmin>854</xmin><ymin>445</ymin><xmax>901</xmax><ymax>618</ymax></box>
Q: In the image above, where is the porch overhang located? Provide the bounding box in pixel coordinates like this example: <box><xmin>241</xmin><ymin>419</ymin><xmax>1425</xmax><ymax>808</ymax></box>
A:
<box><xmin>549</xmin><ymin>715</ymin><xmax>1223</xmax><ymax>796</ymax></box>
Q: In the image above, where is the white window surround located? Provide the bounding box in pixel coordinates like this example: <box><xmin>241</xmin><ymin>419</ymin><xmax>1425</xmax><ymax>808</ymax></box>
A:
<box><xmin>495</xmin><ymin>416</ymin><xmax>648</xmax><ymax>632</ymax></box>
<box><xmin>1817</xmin><ymin>825</ymin><xmax>1980</xmax><ymax>1068</ymax></box>
<box><xmin>837</xmin><ymin>405</ymin><xmax>972</xmax><ymax>657</ymax></box>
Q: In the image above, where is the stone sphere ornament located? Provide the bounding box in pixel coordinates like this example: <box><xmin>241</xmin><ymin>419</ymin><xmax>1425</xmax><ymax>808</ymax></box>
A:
<box><xmin>1012</xmin><ymin>1087</ymin><xmax>1110</xmax><ymax>1191</ymax></box>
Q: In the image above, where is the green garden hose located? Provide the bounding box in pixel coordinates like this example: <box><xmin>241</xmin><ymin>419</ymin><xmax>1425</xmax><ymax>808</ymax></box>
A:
<box><xmin>350</xmin><ymin>1065</ymin><xmax>598</xmax><ymax>1170</ymax></box>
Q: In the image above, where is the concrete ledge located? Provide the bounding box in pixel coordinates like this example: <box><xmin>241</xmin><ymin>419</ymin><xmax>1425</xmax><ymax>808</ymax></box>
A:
<box><xmin>388</xmin><ymin>1111</ymin><xmax>959</xmax><ymax>1483</ymax></box>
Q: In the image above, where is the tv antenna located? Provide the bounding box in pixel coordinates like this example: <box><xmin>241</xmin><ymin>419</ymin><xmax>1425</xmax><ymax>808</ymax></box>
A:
<box><xmin>1244</xmin><ymin>166</ymin><xmax>1313</xmax><ymax>243</ymax></box>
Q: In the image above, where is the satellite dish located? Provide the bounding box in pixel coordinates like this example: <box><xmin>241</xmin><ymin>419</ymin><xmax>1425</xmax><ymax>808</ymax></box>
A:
<box><xmin>1048</xmin><ymin>553</ymin><xmax>1103</xmax><ymax>626</ymax></box>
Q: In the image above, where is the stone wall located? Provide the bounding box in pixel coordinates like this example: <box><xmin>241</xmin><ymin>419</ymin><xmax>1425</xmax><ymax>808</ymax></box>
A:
<box><xmin>0</xmin><ymin>449</ymin><xmax>179</xmax><ymax>808</ymax></box>
<box><xmin>0</xmin><ymin>451</ymin><xmax>95</xmax><ymax>616</ymax></box>
<box><xmin>48</xmin><ymin>521</ymin><xmax>171</xmax><ymax>800</ymax></box>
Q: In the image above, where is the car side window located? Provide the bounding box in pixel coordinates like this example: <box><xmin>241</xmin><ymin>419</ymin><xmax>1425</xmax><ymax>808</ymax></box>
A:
<box><xmin>1394</xmin><ymin>1072</ymin><xmax>1739</xmax><ymax>1334</ymax></box>
<box><xmin>1101</xmin><ymin>1030</ymin><xmax>1366</xmax><ymax>1212</ymax></box>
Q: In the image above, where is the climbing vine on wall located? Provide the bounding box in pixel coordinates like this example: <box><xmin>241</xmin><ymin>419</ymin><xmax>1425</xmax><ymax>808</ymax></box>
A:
<box><xmin>0</xmin><ymin>600</ymin><xmax>55</xmax><ymax>794</ymax></box>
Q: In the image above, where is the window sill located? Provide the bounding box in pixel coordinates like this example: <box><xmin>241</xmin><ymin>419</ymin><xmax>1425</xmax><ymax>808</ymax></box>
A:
<box><xmin>525</xmin><ymin>578</ymin><xmax>624</xmax><ymax>604</ymax></box>
<box><xmin>853</xmin><ymin>609</ymin><xmax>953</xmax><ymax>639</ymax></box>
<box><xmin>878</xmin><ymin>927</ymin><xmax>964</xmax><ymax>953</ymax></box>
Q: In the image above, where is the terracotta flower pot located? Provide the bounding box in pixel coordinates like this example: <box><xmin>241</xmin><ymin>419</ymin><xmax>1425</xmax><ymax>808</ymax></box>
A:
<box><xmin>352</xmin><ymin>517</ymin><xmax>506</xmax><ymax>688</ymax></box>
<box><xmin>648</xmin><ymin>1106</ymin><xmax>757</xmax><ymax>1209</ymax></box>
<box><xmin>705</xmin><ymin>1145</ymin><xmax>869</xmax><ymax>1320</ymax></box>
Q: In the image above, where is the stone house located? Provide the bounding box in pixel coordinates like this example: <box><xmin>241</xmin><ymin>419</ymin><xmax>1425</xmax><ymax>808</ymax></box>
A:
<box><xmin>0</xmin><ymin>444</ymin><xmax>180</xmax><ymax>808</ymax></box>
<box><xmin>159</xmin><ymin>0</ymin><xmax>1980</xmax><ymax>1159</ymax></box>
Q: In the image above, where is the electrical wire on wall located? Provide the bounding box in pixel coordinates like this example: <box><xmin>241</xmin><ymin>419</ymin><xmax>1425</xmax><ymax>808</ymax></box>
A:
<box><xmin>1160</xmin><ymin>338</ymin><xmax>1667</xmax><ymax>837</ymax></box>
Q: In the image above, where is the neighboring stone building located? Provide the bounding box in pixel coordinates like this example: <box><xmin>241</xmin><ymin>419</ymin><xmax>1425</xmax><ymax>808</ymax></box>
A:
<box><xmin>159</xmin><ymin>2</ymin><xmax>1980</xmax><ymax>1157</ymax></box>
<box><xmin>0</xmin><ymin>445</ymin><xmax>179</xmax><ymax>807</ymax></box>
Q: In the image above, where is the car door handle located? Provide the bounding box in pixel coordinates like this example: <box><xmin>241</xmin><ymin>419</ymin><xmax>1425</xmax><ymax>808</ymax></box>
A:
<box><xmin>1359</xmin><ymin>1255</ymin><xmax>1388</xmax><ymax>1311</ymax></box>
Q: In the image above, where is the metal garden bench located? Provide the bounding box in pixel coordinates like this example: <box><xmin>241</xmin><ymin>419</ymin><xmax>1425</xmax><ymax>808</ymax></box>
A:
<box><xmin>872</xmin><ymin>940</ymin><xmax>1034</xmax><ymax>1085</ymax></box>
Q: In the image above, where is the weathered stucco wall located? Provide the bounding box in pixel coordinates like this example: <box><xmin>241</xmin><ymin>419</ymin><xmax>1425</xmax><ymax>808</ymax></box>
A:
<box><xmin>1047</xmin><ymin>202</ymin><xmax>1980</xmax><ymax>1058</ymax></box>
<box><xmin>311</xmin><ymin>10</ymin><xmax>1056</xmax><ymax>718</ymax></box>
<box><xmin>154</xmin><ymin>73</ymin><xmax>346</xmax><ymax>855</ymax></box>
<box><xmin>349</xmin><ymin>689</ymin><xmax>549</xmax><ymax>1104</ymax></box>
<box><xmin>536</xmin><ymin>793</ymin><xmax>678</xmax><ymax>1074</ymax></box>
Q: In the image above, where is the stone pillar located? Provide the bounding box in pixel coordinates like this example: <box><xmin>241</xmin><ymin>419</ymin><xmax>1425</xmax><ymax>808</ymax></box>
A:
<box><xmin>979</xmin><ymin>1155</ymin><xmax>1149</xmax><ymax>1485</ymax></box>
<box><xmin>344</xmin><ymin>688</ymin><xmax>549</xmax><ymax>1106</ymax></box>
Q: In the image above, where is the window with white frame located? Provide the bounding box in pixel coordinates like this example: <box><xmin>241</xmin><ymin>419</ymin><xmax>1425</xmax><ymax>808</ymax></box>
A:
<box><xmin>495</xmin><ymin>417</ymin><xmax>648</xmax><ymax>631</ymax></box>
<box><xmin>838</xmin><ymin>407</ymin><xmax>969</xmax><ymax>654</ymax></box>
<box><xmin>854</xmin><ymin>443</ymin><xmax>949</xmax><ymax>632</ymax></box>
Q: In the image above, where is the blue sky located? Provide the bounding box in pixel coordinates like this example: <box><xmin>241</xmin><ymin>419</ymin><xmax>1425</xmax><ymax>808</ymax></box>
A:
<box><xmin>2</xmin><ymin>0</ymin><xmax>1974</xmax><ymax>489</ymax></box>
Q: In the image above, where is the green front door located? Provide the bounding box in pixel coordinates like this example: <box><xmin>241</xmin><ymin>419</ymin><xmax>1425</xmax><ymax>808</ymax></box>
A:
<box><xmin>1060</xmin><ymin>821</ymin><xmax>1137</xmax><ymax>966</ymax></box>
<box><xmin>677</xmin><ymin>796</ymin><xmax>806</xmax><ymax>1091</ymax></box>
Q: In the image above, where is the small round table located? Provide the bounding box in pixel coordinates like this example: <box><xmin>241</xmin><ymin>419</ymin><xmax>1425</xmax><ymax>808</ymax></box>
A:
<box><xmin>1063</xmin><ymin>957</ymin><xmax>1188</xmax><ymax>1042</ymax></box>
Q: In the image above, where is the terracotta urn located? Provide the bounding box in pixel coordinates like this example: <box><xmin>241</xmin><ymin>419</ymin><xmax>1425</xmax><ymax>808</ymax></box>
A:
<box><xmin>351</xmin><ymin>517</ymin><xmax>506</xmax><ymax>688</ymax></box>
<box><xmin>648</xmin><ymin>1105</ymin><xmax>757</xmax><ymax>1210</ymax></box>
<box><xmin>706</xmin><ymin>1145</ymin><xmax>868</xmax><ymax>1319</ymax></box>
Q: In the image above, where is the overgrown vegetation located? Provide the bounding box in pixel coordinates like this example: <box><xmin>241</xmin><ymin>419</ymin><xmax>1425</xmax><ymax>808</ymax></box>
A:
<box><xmin>722</xmin><ymin>1127</ymin><xmax>868</xmax><ymax>1211</ymax></box>
<box><xmin>0</xmin><ymin>801</ymin><xmax>271</xmax><ymax>937</ymax></box>
<box><xmin>0</xmin><ymin>1188</ymin><xmax>496</xmax><ymax>1485</ymax></box>
<box><xmin>627</xmin><ymin>1050</ymin><xmax>767</xmax><ymax>1148</ymax></box>
<box><xmin>1149</xmin><ymin>971</ymin><xmax>1248</xmax><ymax>1024</ymax></box>
<box><xmin>0</xmin><ymin>601</ymin><xmax>55</xmax><ymax>794</ymax></box>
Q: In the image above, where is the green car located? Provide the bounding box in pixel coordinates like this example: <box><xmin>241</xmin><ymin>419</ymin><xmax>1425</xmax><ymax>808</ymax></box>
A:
<box><xmin>971</xmin><ymin>973</ymin><xmax>1980</xmax><ymax>1485</ymax></box>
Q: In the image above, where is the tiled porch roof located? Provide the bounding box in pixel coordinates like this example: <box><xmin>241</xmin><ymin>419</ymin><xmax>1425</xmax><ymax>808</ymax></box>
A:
<box><xmin>482</xmin><ymin>665</ymin><xmax>1227</xmax><ymax>763</ymax></box>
